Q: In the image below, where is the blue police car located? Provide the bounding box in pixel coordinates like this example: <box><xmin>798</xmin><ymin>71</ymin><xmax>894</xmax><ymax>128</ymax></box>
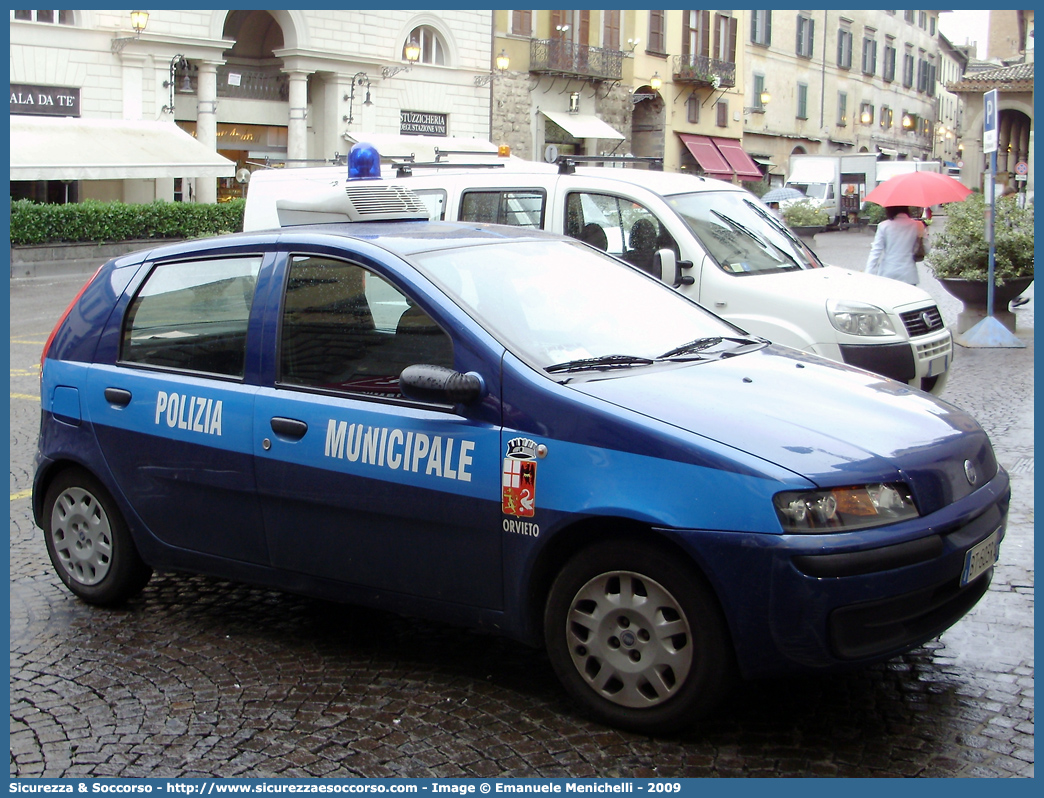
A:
<box><xmin>34</xmin><ymin>147</ymin><xmax>1008</xmax><ymax>733</ymax></box>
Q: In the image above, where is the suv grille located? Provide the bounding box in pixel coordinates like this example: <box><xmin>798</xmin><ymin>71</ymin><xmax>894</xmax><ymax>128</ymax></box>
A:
<box><xmin>901</xmin><ymin>306</ymin><xmax>945</xmax><ymax>337</ymax></box>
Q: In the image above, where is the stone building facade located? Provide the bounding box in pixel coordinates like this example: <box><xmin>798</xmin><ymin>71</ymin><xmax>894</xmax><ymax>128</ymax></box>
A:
<box><xmin>10</xmin><ymin>9</ymin><xmax>494</xmax><ymax>204</ymax></box>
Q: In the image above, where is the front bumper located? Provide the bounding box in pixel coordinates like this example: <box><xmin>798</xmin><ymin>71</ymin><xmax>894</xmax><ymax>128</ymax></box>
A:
<box><xmin>666</xmin><ymin>469</ymin><xmax>1009</xmax><ymax>678</ymax></box>
<box><xmin>839</xmin><ymin>328</ymin><xmax>952</xmax><ymax>392</ymax></box>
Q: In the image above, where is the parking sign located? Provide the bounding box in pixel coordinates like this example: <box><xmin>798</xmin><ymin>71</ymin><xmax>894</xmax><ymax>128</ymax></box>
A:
<box><xmin>983</xmin><ymin>89</ymin><xmax>999</xmax><ymax>154</ymax></box>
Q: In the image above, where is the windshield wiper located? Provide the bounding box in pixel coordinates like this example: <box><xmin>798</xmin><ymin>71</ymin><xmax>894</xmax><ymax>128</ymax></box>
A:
<box><xmin>743</xmin><ymin>200</ymin><xmax>811</xmax><ymax>268</ymax></box>
<box><xmin>714</xmin><ymin>209</ymin><xmax>802</xmax><ymax>270</ymax></box>
<box><xmin>545</xmin><ymin>354</ymin><xmax>656</xmax><ymax>374</ymax></box>
<box><xmin>658</xmin><ymin>336</ymin><xmax>768</xmax><ymax>360</ymax></box>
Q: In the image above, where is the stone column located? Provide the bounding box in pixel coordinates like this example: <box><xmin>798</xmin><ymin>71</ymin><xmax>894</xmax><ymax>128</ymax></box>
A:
<box><xmin>286</xmin><ymin>70</ymin><xmax>312</xmax><ymax>167</ymax></box>
<box><xmin>195</xmin><ymin>60</ymin><xmax>221</xmax><ymax>204</ymax></box>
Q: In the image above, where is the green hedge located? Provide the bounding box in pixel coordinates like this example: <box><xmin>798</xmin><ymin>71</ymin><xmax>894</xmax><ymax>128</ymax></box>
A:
<box><xmin>9</xmin><ymin>199</ymin><xmax>245</xmax><ymax>246</ymax></box>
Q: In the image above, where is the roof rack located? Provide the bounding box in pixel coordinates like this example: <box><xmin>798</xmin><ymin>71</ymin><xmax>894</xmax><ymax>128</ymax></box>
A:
<box><xmin>390</xmin><ymin>152</ymin><xmax>507</xmax><ymax>178</ymax></box>
<box><xmin>556</xmin><ymin>155</ymin><xmax>664</xmax><ymax>175</ymax></box>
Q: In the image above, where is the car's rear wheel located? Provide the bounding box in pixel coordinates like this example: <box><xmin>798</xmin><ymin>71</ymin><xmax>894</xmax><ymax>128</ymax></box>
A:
<box><xmin>544</xmin><ymin>541</ymin><xmax>735</xmax><ymax>734</ymax></box>
<box><xmin>42</xmin><ymin>468</ymin><xmax>152</xmax><ymax>605</ymax></box>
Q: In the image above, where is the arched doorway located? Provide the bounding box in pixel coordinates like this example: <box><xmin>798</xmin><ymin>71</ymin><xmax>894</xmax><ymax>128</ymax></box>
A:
<box><xmin>174</xmin><ymin>11</ymin><xmax>293</xmax><ymax>200</ymax></box>
<box><xmin>631</xmin><ymin>86</ymin><xmax>665</xmax><ymax>160</ymax></box>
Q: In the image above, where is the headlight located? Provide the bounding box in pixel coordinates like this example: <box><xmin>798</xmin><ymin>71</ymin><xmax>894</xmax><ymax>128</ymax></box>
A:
<box><xmin>774</xmin><ymin>483</ymin><xmax>918</xmax><ymax>533</ymax></box>
<box><xmin>827</xmin><ymin>300</ymin><xmax>896</xmax><ymax>336</ymax></box>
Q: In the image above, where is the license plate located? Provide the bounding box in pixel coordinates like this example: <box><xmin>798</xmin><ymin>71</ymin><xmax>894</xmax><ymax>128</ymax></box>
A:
<box><xmin>927</xmin><ymin>354</ymin><xmax>949</xmax><ymax>377</ymax></box>
<box><xmin>961</xmin><ymin>529</ymin><xmax>999</xmax><ymax>586</ymax></box>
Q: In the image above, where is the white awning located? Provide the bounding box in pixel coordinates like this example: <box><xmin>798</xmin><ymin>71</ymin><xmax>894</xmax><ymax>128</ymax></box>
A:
<box><xmin>542</xmin><ymin>111</ymin><xmax>625</xmax><ymax>141</ymax></box>
<box><xmin>345</xmin><ymin>132</ymin><xmax>499</xmax><ymax>163</ymax></box>
<box><xmin>10</xmin><ymin>116</ymin><xmax>236</xmax><ymax>181</ymax></box>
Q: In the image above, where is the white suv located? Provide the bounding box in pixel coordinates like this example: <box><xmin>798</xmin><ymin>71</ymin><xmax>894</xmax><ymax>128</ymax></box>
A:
<box><xmin>244</xmin><ymin>155</ymin><xmax>952</xmax><ymax>394</ymax></box>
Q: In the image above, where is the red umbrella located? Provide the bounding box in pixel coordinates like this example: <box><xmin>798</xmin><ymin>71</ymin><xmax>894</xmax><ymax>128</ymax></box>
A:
<box><xmin>863</xmin><ymin>170</ymin><xmax>972</xmax><ymax>208</ymax></box>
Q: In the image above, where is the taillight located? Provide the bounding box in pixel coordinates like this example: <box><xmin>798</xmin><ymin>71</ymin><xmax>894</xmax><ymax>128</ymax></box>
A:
<box><xmin>40</xmin><ymin>266</ymin><xmax>103</xmax><ymax>381</ymax></box>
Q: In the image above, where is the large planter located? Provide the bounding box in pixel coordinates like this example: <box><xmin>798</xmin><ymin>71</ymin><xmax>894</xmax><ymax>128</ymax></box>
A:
<box><xmin>940</xmin><ymin>276</ymin><xmax>1034</xmax><ymax>333</ymax></box>
<box><xmin>791</xmin><ymin>225</ymin><xmax>825</xmax><ymax>245</ymax></box>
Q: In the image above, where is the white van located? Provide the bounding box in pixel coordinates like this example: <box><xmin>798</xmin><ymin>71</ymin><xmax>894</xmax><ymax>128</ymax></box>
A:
<box><xmin>244</xmin><ymin>154</ymin><xmax>952</xmax><ymax>394</ymax></box>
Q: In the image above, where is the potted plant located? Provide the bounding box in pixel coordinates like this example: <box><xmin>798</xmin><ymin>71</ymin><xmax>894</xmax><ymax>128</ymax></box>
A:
<box><xmin>925</xmin><ymin>193</ymin><xmax>1034</xmax><ymax>331</ymax></box>
<box><xmin>782</xmin><ymin>200</ymin><xmax>829</xmax><ymax>242</ymax></box>
<box><xmin>861</xmin><ymin>201</ymin><xmax>887</xmax><ymax>230</ymax></box>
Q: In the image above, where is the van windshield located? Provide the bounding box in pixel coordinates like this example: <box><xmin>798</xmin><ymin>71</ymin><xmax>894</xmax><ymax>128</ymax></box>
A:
<box><xmin>665</xmin><ymin>191</ymin><xmax>824</xmax><ymax>275</ymax></box>
<box><xmin>786</xmin><ymin>183</ymin><xmax>832</xmax><ymax>200</ymax></box>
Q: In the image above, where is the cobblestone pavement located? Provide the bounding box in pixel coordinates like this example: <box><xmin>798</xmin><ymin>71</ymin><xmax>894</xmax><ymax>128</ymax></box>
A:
<box><xmin>9</xmin><ymin>240</ymin><xmax>1033</xmax><ymax>777</ymax></box>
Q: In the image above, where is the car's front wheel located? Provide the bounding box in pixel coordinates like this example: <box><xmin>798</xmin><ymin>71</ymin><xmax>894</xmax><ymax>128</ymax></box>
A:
<box><xmin>544</xmin><ymin>541</ymin><xmax>735</xmax><ymax>734</ymax></box>
<box><xmin>42</xmin><ymin>468</ymin><xmax>152</xmax><ymax>605</ymax></box>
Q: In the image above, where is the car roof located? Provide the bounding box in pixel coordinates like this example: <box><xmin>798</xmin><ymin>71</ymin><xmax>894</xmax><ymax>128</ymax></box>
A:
<box><xmin>135</xmin><ymin>220</ymin><xmax>565</xmax><ymax>263</ymax></box>
<box><xmin>386</xmin><ymin>162</ymin><xmax>746</xmax><ymax>198</ymax></box>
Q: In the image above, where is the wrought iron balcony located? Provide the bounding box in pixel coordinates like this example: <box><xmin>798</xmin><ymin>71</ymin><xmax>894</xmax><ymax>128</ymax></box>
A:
<box><xmin>530</xmin><ymin>39</ymin><xmax>624</xmax><ymax>81</ymax></box>
<box><xmin>671</xmin><ymin>54</ymin><xmax>736</xmax><ymax>88</ymax></box>
<box><xmin>175</xmin><ymin>65</ymin><xmax>291</xmax><ymax>102</ymax></box>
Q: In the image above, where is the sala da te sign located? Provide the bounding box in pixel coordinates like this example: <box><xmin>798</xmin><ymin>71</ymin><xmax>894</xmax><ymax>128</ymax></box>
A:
<box><xmin>11</xmin><ymin>84</ymin><xmax>80</xmax><ymax>116</ymax></box>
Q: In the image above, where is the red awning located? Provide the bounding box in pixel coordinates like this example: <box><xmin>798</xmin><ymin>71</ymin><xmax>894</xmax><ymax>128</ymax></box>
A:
<box><xmin>711</xmin><ymin>137</ymin><xmax>764</xmax><ymax>181</ymax></box>
<box><xmin>678</xmin><ymin>133</ymin><xmax>732</xmax><ymax>179</ymax></box>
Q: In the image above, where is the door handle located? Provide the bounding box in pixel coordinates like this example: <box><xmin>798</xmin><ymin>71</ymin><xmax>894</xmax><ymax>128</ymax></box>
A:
<box><xmin>104</xmin><ymin>388</ymin><xmax>132</xmax><ymax>406</ymax></box>
<box><xmin>270</xmin><ymin>417</ymin><xmax>308</xmax><ymax>440</ymax></box>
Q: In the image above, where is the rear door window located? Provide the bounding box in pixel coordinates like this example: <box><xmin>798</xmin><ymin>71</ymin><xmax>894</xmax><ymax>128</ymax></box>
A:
<box><xmin>564</xmin><ymin>192</ymin><xmax>679</xmax><ymax>276</ymax></box>
<box><xmin>120</xmin><ymin>256</ymin><xmax>263</xmax><ymax>377</ymax></box>
<box><xmin>459</xmin><ymin>189</ymin><xmax>545</xmax><ymax>228</ymax></box>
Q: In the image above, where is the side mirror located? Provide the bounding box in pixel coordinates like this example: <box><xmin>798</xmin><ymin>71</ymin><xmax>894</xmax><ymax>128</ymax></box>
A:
<box><xmin>399</xmin><ymin>365</ymin><xmax>485</xmax><ymax>405</ymax></box>
<box><xmin>653</xmin><ymin>249</ymin><xmax>695</xmax><ymax>287</ymax></box>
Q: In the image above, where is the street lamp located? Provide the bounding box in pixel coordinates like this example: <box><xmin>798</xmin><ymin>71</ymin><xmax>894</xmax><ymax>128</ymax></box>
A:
<box><xmin>111</xmin><ymin>9</ymin><xmax>149</xmax><ymax>53</ymax></box>
<box><xmin>342</xmin><ymin>72</ymin><xmax>372</xmax><ymax>125</ymax></box>
<box><xmin>382</xmin><ymin>39</ymin><xmax>421</xmax><ymax>79</ymax></box>
<box><xmin>161</xmin><ymin>54</ymin><xmax>191</xmax><ymax>115</ymax></box>
<box><xmin>743</xmin><ymin>88</ymin><xmax>771</xmax><ymax>113</ymax></box>
<box><xmin>475</xmin><ymin>50</ymin><xmax>510</xmax><ymax>86</ymax></box>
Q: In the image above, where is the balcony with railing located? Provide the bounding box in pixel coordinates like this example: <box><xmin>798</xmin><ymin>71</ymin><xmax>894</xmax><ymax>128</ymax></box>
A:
<box><xmin>671</xmin><ymin>54</ymin><xmax>736</xmax><ymax>88</ymax></box>
<box><xmin>530</xmin><ymin>39</ymin><xmax>624</xmax><ymax>81</ymax></box>
<box><xmin>175</xmin><ymin>64</ymin><xmax>290</xmax><ymax>102</ymax></box>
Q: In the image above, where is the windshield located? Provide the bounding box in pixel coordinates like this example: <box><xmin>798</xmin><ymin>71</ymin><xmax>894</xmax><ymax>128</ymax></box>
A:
<box><xmin>665</xmin><ymin>191</ymin><xmax>824</xmax><ymax>275</ymax></box>
<box><xmin>412</xmin><ymin>239</ymin><xmax>754</xmax><ymax>377</ymax></box>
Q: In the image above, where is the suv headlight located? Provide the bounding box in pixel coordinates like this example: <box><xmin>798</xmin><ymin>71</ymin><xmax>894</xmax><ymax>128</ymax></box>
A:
<box><xmin>774</xmin><ymin>483</ymin><xmax>918</xmax><ymax>533</ymax></box>
<box><xmin>827</xmin><ymin>300</ymin><xmax>896</xmax><ymax>336</ymax></box>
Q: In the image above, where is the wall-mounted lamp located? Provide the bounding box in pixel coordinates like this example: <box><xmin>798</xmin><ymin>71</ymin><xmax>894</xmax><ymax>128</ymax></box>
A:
<box><xmin>475</xmin><ymin>50</ymin><xmax>510</xmax><ymax>86</ymax></box>
<box><xmin>633</xmin><ymin>73</ymin><xmax>664</xmax><ymax>104</ymax></box>
<box><xmin>111</xmin><ymin>9</ymin><xmax>149</xmax><ymax>53</ymax></box>
<box><xmin>743</xmin><ymin>88</ymin><xmax>771</xmax><ymax>113</ymax></box>
<box><xmin>342</xmin><ymin>72</ymin><xmax>372</xmax><ymax>124</ymax></box>
<box><xmin>161</xmin><ymin>54</ymin><xmax>191</xmax><ymax>115</ymax></box>
<box><xmin>382</xmin><ymin>39</ymin><xmax>421</xmax><ymax>79</ymax></box>
<box><xmin>626</xmin><ymin>38</ymin><xmax>641</xmax><ymax>53</ymax></box>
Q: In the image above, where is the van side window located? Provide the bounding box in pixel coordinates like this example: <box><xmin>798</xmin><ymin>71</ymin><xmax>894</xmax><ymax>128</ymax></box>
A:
<box><xmin>121</xmin><ymin>256</ymin><xmax>263</xmax><ymax>377</ymax></box>
<box><xmin>459</xmin><ymin>189</ymin><xmax>545</xmax><ymax>228</ymax></box>
<box><xmin>279</xmin><ymin>255</ymin><xmax>453</xmax><ymax>400</ymax></box>
<box><xmin>564</xmin><ymin>192</ymin><xmax>679</xmax><ymax>276</ymax></box>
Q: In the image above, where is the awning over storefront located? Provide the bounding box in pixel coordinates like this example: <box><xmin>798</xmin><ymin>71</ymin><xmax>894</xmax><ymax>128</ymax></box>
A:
<box><xmin>542</xmin><ymin>111</ymin><xmax>625</xmax><ymax>140</ymax></box>
<box><xmin>712</xmin><ymin>137</ymin><xmax>763</xmax><ymax>181</ymax></box>
<box><xmin>345</xmin><ymin>132</ymin><xmax>499</xmax><ymax>162</ymax></box>
<box><xmin>677</xmin><ymin>133</ymin><xmax>732</xmax><ymax>179</ymax></box>
<box><xmin>10</xmin><ymin>116</ymin><xmax>235</xmax><ymax>181</ymax></box>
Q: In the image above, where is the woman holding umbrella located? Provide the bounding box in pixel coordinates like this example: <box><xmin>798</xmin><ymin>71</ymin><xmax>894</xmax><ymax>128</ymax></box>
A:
<box><xmin>862</xmin><ymin>171</ymin><xmax>972</xmax><ymax>285</ymax></box>
<box><xmin>864</xmin><ymin>206</ymin><xmax>924</xmax><ymax>285</ymax></box>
